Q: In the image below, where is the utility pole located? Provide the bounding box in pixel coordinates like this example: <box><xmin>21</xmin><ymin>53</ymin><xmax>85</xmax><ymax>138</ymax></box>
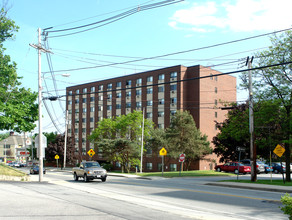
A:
<box><xmin>63</xmin><ymin>110</ymin><xmax>68</xmax><ymax>169</ymax></box>
<box><xmin>247</xmin><ymin>56</ymin><xmax>256</xmax><ymax>182</ymax></box>
<box><xmin>29</xmin><ymin>28</ymin><xmax>51</xmax><ymax>182</ymax></box>
<box><xmin>140</xmin><ymin>108</ymin><xmax>145</xmax><ymax>173</ymax></box>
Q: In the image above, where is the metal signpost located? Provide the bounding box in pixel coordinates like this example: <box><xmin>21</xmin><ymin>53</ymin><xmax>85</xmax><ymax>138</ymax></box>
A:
<box><xmin>236</xmin><ymin>147</ymin><xmax>245</xmax><ymax>180</ymax></box>
<box><xmin>273</xmin><ymin>144</ymin><xmax>286</xmax><ymax>184</ymax></box>
<box><xmin>55</xmin><ymin>155</ymin><xmax>59</xmax><ymax>169</ymax></box>
<box><xmin>159</xmin><ymin>148</ymin><xmax>167</xmax><ymax>176</ymax></box>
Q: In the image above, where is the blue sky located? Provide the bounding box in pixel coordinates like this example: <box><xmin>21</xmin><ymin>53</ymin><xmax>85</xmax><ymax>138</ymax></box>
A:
<box><xmin>3</xmin><ymin>0</ymin><xmax>292</xmax><ymax>133</ymax></box>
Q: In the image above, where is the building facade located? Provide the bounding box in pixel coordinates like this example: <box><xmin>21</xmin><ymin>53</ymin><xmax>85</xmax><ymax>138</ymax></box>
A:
<box><xmin>66</xmin><ymin>65</ymin><xmax>236</xmax><ymax>171</ymax></box>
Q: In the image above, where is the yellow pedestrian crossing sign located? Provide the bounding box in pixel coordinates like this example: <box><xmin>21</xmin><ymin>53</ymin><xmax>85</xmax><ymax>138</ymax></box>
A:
<box><xmin>273</xmin><ymin>144</ymin><xmax>285</xmax><ymax>157</ymax></box>
<box><xmin>159</xmin><ymin>147</ymin><xmax>167</xmax><ymax>156</ymax></box>
<box><xmin>55</xmin><ymin>155</ymin><xmax>59</xmax><ymax>160</ymax></box>
<box><xmin>88</xmin><ymin>149</ymin><xmax>95</xmax><ymax>157</ymax></box>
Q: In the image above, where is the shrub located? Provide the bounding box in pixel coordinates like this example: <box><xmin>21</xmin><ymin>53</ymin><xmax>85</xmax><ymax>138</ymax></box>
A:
<box><xmin>280</xmin><ymin>193</ymin><xmax>292</xmax><ymax>219</ymax></box>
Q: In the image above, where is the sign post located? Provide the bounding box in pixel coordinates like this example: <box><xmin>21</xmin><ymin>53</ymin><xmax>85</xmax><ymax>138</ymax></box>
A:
<box><xmin>179</xmin><ymin>153</ymin><xmax>185</xmax><ymax>177</ymax></box>
<box><xmin>273</xmin><ymin>144</ymin><xmax>286</xmax><ymax>184</ymax></box>
<box><xmin>236</xmin><ymin>147</ymin><xmax>245</xmax><ymax>180</ymax></box>
<box><xmin>55</xmin><ymin>155</ymin><xmax>59</xmax><ymax>169</ymax></box>
<box><xmin>159</xmin><ymin>147</ymin><xmax>167</xmax><ymax>176</ymax></box>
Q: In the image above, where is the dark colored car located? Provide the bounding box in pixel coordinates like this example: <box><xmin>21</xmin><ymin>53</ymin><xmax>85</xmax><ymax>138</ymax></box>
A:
<box><xmin>215</xmin><ymin>162</ymin><xmax>251</xmax><ymax>174</ymax></box>
<box><xmin>271</xmin><ymin>162</ymin><xmax>286</xmax><ymax>174</ymax></box>
<box><xmin>30</xmin><ymin>166</ymin><xmax>46</xmax><ymax>174</ymax></box>
<box><xmin>240</xmin><ymin>159</ymin><xmax>265</xmax><ymax>174</ymax></box>
<box><xmin>257</xmin><ymin>161</ymin><xmax>273</xmax><ymax>173</ymax></box>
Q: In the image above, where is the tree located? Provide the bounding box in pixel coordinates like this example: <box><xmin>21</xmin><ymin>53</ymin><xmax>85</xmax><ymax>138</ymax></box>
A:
<box><xmin>166</xmin><ymin>110</ymin><xmax>212</xmax><ymax>170</ymax></box>
<box><xmin>0</xmin><ymin>7</ymin><xmax>38</xmax><ymax>132</ymax></box>
<box><xmin>241</xmin><ymin>30</ymin><xmax>292</xmax><ymax>181</ymax></box>
<box><xmin>0</xmin><ymin>132</ymin><xmax>9</xmax><ymax>141</ymax></box>
<box><xmin>89</xmin><ymin>111</ymin><xmax>153</xmax><ymax>173</ymax></box>
<box><xmin>45</xmin><ymin>132</ymin><xmax>76</xmax><ymax>167</ymax></box>
<box><xmin>213</xmin><ymin>102</ymin><xmax>286</xmax><ymax>163</ymax></box>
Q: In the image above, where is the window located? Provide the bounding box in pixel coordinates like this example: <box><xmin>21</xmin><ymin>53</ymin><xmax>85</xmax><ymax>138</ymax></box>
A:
<box><xmin>98</xmin><ymin>95</ymin><xmax>103</xmax><ymax>101</ymax></box>
<box><xmin>82</xmin><ymin>108</ymin><xmax>87</xmax><ymax>113</ymax></box>
<box><xmin>90</xmin><ymin>97</ymin><xmax>94</xmax><ymax>102</ymax></box>
<box><xmin>107</xmin><ymin>94</ymin><xmax>112</xmax><ymax>100</ymax></box>
<box><xmin>82</xmin><ymin>118</ymin><xmax>86</xmax><ymax>123</ymax></box>
<box><xmin>215</xmin><ymin>87</ymin><xmax>218</xmax><ymax>93</ymax></box>
<box><xmin>126</xmin><ymin>80</ymin><xmax>131</xmax><ymax>86</ymax></box>
<box><xmin>136</xmin><ymin>102</ymin><xmax>142</xmax><ymax>108</ymax></box>
<box><xmin>147</xmin><ymin>76</ymin><xmax>153</xmax><ymax>82</ymax></box>
<box><xmin>75</xmin><ymin>108</ymin><xmax>79</xmax><ymax>113</ymax></box>
<box><xmin>136</xmin><ymin>78</ymin><xmax>142</xmax><ymax>84</ymax></box>
<box><xmin>75</xmin><ymin>119</ymin><xmax>79</xmax><ymax>123</ymax></box>
<box><xmin>170</xmin><ymin>164</ymin><xmax>177</xmax><ymax>171</ymax></box>
<box><xmin>171</xmin><ymin>98</ymin><xmax>177</xmax><ymax>104</ymax></box>
<box><xmin>146</xmin><ymin>148</ymin><xmax>152</xmax><ymax>155</ymax></box>
<box><xmin>136</xmin><ymin>89</ymin><xmax>141</xmax><ymax>96</ymax></box>
<box><xmin>158</xmin><ymin>99</ymin><xmax>164</xmax><ymax>105</ymax></box>
<box><xmin>90</xmin><ymin>107</ymin><xmax>94</xmax><ymax>112</ymax></box>
<box><xmin>146</xmin><ymin>112</ymin><xmax>152</xmax><ymax>118</ymax></box>
<box><xmin>75</xmin><ymin>128</ymin><xmax>78</xmax><ymax>133</ymax></box>
<box><xmin>75</xmin><ymin>99</ymin><xmax>79</xmax><ymax>104</ymax></box>
<box><xmin>171</xmin><ymin>110</ymin><xmax>176</xmax><ymax>116</ymax></box>
<box><xmin>215</xmin><ymin>112</ymin><xmax>217</xmax><ymax>118</ymax></box>
<box><xmin>90</xmin><ymin>87</ymin><xmax>95</xmax><ymax>92</ymax></box>
<box><xmin>98</xmin><ymin>85</ymin><xmax>103</xmax><ymax>91</ymax></box>
<box><xmin>146</xmin><ymin>163</ymin><xmax>153</xmax><ymax>170</ymax></box>
<box><xmin>83</xmin><ymin>88</ymin><xmax>87</xmax><ymax>93</ymax></box>
<box><xmin>215</xmin><ymin>99</ymin><xmax>218</xmax><ymax>105</ymax></box>
<box><xmin>158</xmin><ymin>74</ymin><xmax>164</xmax><ymax>80</ymax></box>
<box><xmin>158</xmin><ymin>86</ymin><xmax>164</xmax><ymax>93</ymax></box>
<box><xmin>76</xmin><ymin>89</ymin><xmax>79</xmax><ymax>94</ymax></box>
<box><xmin>68</xmin><ymin>91</ymin><xmax>72</xmax><ymax>95</ymax></box>
<box><xmin>215</xmin><ymin>76</ymin><xmax>218</xmax><ymax>81</ymax></box>
<box><xmin>170</xmin><ymin>72</ymin><xmax>177</xmax><ymax>78</ymax></box>
<box><xmin>147</xmin><ymin>88</ymin><xmax>153</xmax><ymax>94</ymax></box>
<box><xmin>68</xmin><ymin>100</ymin><xmax>72</xmax><ymax>105</ymax></box>
<box><xmin>116</xmin><ymin>81</ymin><xmax>121</xmax><ymax>87</ymax></box>
<box><xmin>82</xmin><ymin>128</ymin><xmax>86</xmax><ymax>133</ymax></box>
<box><xmin>158</xmin><ymin>124</ymin><xmax>164</xmax><ymax>129</ymax></box>
<box><xmin>107</xmin><ymin>105</ymin><xmax>112</xmax><ymax>110</ymax></box>
<box><xmin>68</xmin><ymin>110</ymin><xmax>72</xmax><ymax>114</ymax></box>
<box><xmin>90</xmin><ymin>117</ymin><xmax>94</xmax><ymax>122</ymax></box>
<box><xmin>82</xmin><ymin>98</ymin><xmax>87</xmax><ymax>103</ymax></box>
<box><xmin>210</xmin><ymin>74</ymin><xmax>213</xmax><ymax>80</ymax></box>
<box><xmin>116</xmin><ymin>92</ymin><xmax>122</xmax><ymax>98</ymax></box>
<box><xmin>126</xmin><ymin>102</ymin><xmax>131</xmax><ymax>108</ymax></box>
<box><xmin>158</xmin><ymin>111</ymin><xmax>164</xmax><ymax>117</ymax></box>
<box><xmin>126</xmin><ymin>91</ymin><xmax>131</xmax><ymax>97</ymax></box>
<box><xmin>157</xmin><ymin>163</ymin><xmax>162</xmax><ymax>171</ymax></box>
<box><xmin>147</xmin><ymin>100</ymin><xmax>152</xmax><ymax>106</ymax></box>
<box><xmin>107</xmin><ymin>83</ymin><xmax>112</xmax><ymax>90</ymax></box>
<box><xmin>98</xmin><ymin>106</ymin><xmax>103</xmax><ymax>111</ymax></box>
<box><xmin>170</xmin><ymin>84</ymin><xmax>177</xmax><ymax>91</ymax></box>
<box><xmin>116</xmin><ymin>104</ymin><xmax>121</xmax><ymax>109</ymax></box>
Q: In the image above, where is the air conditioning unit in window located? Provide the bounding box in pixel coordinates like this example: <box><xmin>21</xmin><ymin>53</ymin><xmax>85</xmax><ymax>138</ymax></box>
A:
<box><xmin>171</xmin><ymin>103</ymin><xmax>176</xmax><ymax>107</ymax></box>
<box><xmin>171</xmin><ymin>91</ymin><xmax>175</xmax><ymax>94</ymax></box>
<box><xmin>137</xmin><ymin>95</ymin><xmax>140</xmax><ymax>98</ymax></box>
<box><xmin>107</xmin><ymin>99</ymin><xmax>111</xmax><ymax>102</ymax></box>
<box><xmin>171</xmin><ymin>78</ymin><xmax>175</xmax><ymax>81</ymax></box>
<box><xmin>127</xmin><ymin>97</ymin><xmax>130</xmax><ymax>100</ymax></box>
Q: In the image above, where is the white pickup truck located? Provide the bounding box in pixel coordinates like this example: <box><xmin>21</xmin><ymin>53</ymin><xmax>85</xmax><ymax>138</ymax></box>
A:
<box><xmin>72</xmin><ymin>161</ymin><xmax>107</xmax><ymax>182</ymax></box>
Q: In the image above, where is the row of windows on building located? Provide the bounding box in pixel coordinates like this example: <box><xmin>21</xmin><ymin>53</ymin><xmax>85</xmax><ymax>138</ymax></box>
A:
<box><xmin>68</xmin><ymin>72</ymin><xmax>178</xmax><ymax>95</ymax></box>
<box><xmin>114</xmin><ymin>162</ymin><xmax>178</xmax><ymax>171</ymax></box>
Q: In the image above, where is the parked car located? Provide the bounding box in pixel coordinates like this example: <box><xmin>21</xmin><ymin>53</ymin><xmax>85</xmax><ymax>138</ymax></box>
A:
<box><xmin>215</xmin><ymin>162</ymin><xmax>251</xmax><ymax>174</ymax></box>
<box><xmin>271</xmin><ymin>162</ymin><xmax>286</xmax><ymax>174</ymax></box>
<box><xmin>257</xmin><ymin>161</ymin><xmax>273</xmax><ymax>173</ymax></box>
<box><xmin>240</xmin><ymin>159</ymin><xmax>265</xmax><ymax>174</ymax></box>
<box><xmin>7</xmin><ymin>162</ymin><xmax>20</xmax><ymax>168</ymax></box>
<box><xmin>30</xmin><ymin>165</ymin><xmax>46</xmax><ymax>174</ymax></box>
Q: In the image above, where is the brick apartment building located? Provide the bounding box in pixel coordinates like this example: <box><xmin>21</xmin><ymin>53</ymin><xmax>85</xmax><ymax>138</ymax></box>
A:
<box><xmin>66</xmin><ymin>64</ymin><xmax>236</xmax><ymax>171</ymax></box>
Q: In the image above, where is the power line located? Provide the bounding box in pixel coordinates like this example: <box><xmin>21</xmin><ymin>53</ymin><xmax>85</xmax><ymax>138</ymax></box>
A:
<box><xmin>42</xmin><ymin>27</ymin><xmax>292</xmax><ymax>74</ymax></box>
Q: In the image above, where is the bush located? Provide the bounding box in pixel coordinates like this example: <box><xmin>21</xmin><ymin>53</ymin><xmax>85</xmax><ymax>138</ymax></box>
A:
<box><xmin>280</xmin><ymin>193</ymin><xmax>292</xmax><ymax>219</ymax></box>
<box><xmin>101</xmin><ymin>163</ymin><xmax>113</xmax><ymax>171</ymax></box>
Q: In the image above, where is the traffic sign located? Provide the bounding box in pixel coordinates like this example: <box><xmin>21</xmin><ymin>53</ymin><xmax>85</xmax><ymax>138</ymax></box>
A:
<box><xmin>179</xmin><ymin>153</ymin><xmax>185</xmax><ymax>162</ymax></box>
<box><xmin>55</xmin><ymin>155</ymin><xmax>59</xmax><ymax>160</ymax></box>
<box><xmin>159</xmin><ymin>147</ymin><xmax>167</xmax><ymax>156</ymax></box>
<box><xmin>273</xmin><ymin>144</ymin><xmax>285</xmax><ymax>157</ymax></box>
<box><xmin>88</xmin><ymin>149</ymin><xmax>95</xmax><ymax>157</ymax></box>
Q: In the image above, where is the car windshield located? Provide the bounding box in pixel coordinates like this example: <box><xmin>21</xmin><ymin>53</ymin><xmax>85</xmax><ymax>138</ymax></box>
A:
<box><xmin>85</xmin><ymin>162</ymin><xmax>100</xmax><ymax>168</ymax></box>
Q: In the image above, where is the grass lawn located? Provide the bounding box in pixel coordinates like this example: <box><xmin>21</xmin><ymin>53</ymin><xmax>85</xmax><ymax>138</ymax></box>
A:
<box><xmin>0</xmin><ymin>164</ymin><xmax>27</xmax><ymax>177</ymax></box>
<box><xmin>221</xmin><ymin>179</ymin><xmax>292</xmax><ymax>186</ymax></box>
<box><xmin>136</xmin><ymin>170</ymin><xmax>235</xmax><ymax>178</ymax></box>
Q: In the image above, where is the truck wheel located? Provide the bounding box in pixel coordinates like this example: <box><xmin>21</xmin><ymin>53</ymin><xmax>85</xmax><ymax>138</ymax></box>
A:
<box><xmin>74</xmin><ymin>173</ymin><xmax>79</xmax><ymax>181</ymax></box>
<box><xmin>101</xmin><ymin>177</ymin><xmax>106</xmax><ymax>182</ymax></box>
<box><xmin>84</xmin><ymin>174</ymin><xmax>89</xmax><ymax>182</ymax></box>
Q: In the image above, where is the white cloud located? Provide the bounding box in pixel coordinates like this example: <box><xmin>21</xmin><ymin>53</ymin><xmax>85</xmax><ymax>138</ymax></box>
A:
<box><xmin>169</xmin><ymin>0</ymin><xmax>292</xmax><ymax>32</ymax></box>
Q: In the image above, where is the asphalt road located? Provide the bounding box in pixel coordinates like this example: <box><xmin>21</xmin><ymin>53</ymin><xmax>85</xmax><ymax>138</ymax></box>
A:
<box><xmin>0</xmin><ymin>169</ymin><xmax>289</xmax><ymax>220</ymax></box>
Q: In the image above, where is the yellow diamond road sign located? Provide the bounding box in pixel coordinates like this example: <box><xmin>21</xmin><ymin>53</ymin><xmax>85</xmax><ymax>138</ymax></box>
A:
<box><xmin>159</xmin><ymin>147</ymin><xmax>167</xmax><ymax>156</ymax></box>
<box><xmin>88</xmin><ymin>149</ymin><xmax>95</xmax><ymax>157</ymax></box>
<box><xmin>55</xmin><ymin>155</ymin><xmax>59</xmax><ymax>160</ymax></box>
<box><xmin>273</xmin><ymin>144</ymin><xmax>285</xmax><ymax>157</ymax></box>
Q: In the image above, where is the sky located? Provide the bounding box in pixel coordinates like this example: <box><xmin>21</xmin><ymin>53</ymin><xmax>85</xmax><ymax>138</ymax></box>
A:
<box><xmin>2</xmin><ymin>0</ymin><xmax>292</xmax><ymax>134</ymax></box>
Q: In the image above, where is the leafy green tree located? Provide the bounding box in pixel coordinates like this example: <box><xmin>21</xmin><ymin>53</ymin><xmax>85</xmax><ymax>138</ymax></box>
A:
<box><xmin>0</xmin><ymin>132</ymin><xmax>9</xmax><ymax>141</ymax></box>
<box><xmin>89</xmin><ymin>111</ymin><xmax>153</xmax><ymax>173</ymax></box>
<box><xmin>241</xmin><ymin>30</ymin><xmax>292</xmax><ymax>181</ymax></box>
<box><xmin>0</xmin><ymin>7</ymin><xmax>38</xmax><ymax>132</ymax></box>
<box><xmin>166</xmin><ymin>110</ymin><xmax>212</xmax><ymax>170</ymax></box>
